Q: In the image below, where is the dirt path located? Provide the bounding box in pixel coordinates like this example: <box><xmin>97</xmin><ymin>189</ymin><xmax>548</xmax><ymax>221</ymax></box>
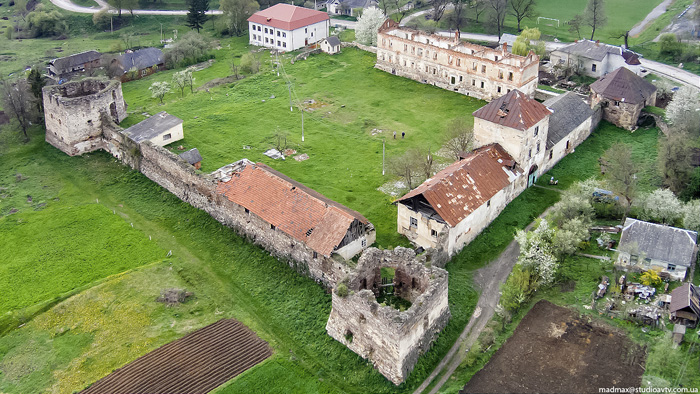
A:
<box><xmin>413</xmin><ymin>208</ymin><xmax>552</xmax><ymax>394</ymax></box>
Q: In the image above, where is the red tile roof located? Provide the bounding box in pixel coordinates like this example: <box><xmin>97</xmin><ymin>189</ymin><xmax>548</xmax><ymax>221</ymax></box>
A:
<box><xmin>216</xmin><ymin>162</ymin><xmax>367</xmax><ymax>257</ymax></box>
<box><xmin>472</xmin><ymin>89</ymin><xmax>552</xmax><ymax>131</ymax></box>
<box><xmin>248</xmin><ymin>4</ymin><xmax>329</xmax><ymax>31</ymax></box>
<box><xmin>396</xmin><ymin>144</ymin><xmax>520</xmax><ymax>227</ymax></box>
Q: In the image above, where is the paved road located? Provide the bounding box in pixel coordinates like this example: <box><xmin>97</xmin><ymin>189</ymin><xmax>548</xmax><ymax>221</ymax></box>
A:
<box><xmin>629</xmin><ymin>0</ymin><xmax>674</xmax><ymax>36</ymax></box>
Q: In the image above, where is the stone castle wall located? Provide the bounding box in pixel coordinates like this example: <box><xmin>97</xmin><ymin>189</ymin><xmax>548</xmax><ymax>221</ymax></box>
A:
<box><xmin>43</xmin><ymin>79</ymin><xmax>127</xmax><ymax>156</ymax></box>
<box><xmin>326</xmin><ymin>247</ymin><xmax>450</xmax><ymax>385</ymax></box>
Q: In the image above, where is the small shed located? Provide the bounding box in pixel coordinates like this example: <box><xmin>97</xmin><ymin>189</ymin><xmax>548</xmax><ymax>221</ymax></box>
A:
<box><xmin>179</xmin><ymin>148</ymin><xmax>203</xmax><ymax>169</ymax></box>
<box><xmin>499</xmin><ymin>33</ymin><xmax>518</xmax><ymax>52</ymax></box>
<box><xmin>670</xmin><ymin>283</ymin><xmax>700</xmax><ymax>327</ymax></box>
<box><xmin>122</xmin><ymin>112</ymin><xmax>184</xmax><ymax>147</ymax></box>
<box><xmin>672</xmin><ymin>324</ymin><xmax>686</xmax><ymax>346</ymax></box>
<box><xmin>320</xmin><ymin>36</ymin><xmax>342</xmax><ymax>55</ymax></box>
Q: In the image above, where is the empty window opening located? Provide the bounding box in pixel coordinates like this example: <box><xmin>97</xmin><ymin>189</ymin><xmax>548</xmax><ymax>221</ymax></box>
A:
<box><xmin>163</xmin><ymin>133</ymin><xmax>171</xmax><ymax>141</ymax></box>
<box><xmin>410</xmin><ymin>217</ymin><xmax>418</xmax><ymax>228</ymax></box>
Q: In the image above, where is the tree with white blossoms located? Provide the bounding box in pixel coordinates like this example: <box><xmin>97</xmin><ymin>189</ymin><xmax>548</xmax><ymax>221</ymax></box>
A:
<box><xmin>665</xmin><ymin>86</ymin><xmax>700</xmax><ymax>135</ymax></box>
<box><xmin>172</xmin><ymin>70</ymin><xmax>189</xmax><ymax>97</ymax></box>
<box><xmin>356</xmin><ymin>8</ymin><xmax>385</xmax><ymax>46</ymax></box>
<box><xmin>635</xmin><ymin>188</ymin><xmax>684</xmax><ymax>225</ymax></box>
<box><xmin>515</xmin><ymin>219</ymin><xmax>558</xmax><ymax>286</ymax></box>
<box><xmin>553</xmin><ymin>217</ymin><xmax>589</xmax><ymax>257</ymax></box>
<box><xmin>149</xmin><ymin>81</ymin><xmax>171</xmax><ymax>104</ymax></box>
<box><xmin>683</xmin><ymin>200</ymin><xmax>700</xmax><ymax>233</ymax></box>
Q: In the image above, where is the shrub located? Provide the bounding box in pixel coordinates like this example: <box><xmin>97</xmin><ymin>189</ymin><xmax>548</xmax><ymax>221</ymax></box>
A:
<box><xmin>163</xmin><ymin>31</ymin><xmax>212</xmax><ymax>69</ymax></box>
<box><xmin>25</xmin><ymin>5</ymin><xmax>68</xmax><ymax>38</ymax></box>
<box><xmin>92</xmin><ymin>10</ymin><xmax>111</xmax><ymax>31</ymax></box>
<box><xmin>336</xmin><ymin>283</ymin><xmax>348</xmax><ymax>297</ymax></box>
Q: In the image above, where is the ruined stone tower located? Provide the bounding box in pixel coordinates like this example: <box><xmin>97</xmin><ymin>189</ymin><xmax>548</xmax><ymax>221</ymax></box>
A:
<box><xmin>43</xmin><ymin>78</ymin><xmax>127</xmax><ymax>156</ymax></box>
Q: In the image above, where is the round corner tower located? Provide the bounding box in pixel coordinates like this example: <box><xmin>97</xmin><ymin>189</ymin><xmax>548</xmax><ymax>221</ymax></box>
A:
<box><xmin>43</xmin><ymin>78</ymin><xmax>127</xmax><ymax>156</ymax></box>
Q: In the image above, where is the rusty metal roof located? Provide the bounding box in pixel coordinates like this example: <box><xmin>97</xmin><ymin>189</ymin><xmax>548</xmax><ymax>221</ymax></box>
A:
<box><xmin>472</xmin><ymin>89</ymin><xmax>552</xmax><ymax>131</ymax></box>
<box><xmin>590</xmin><ymin>67</ymin><xmax>657</xmax><ymax>104</ymax></box>
<box><xmin>396</xmin><ymin>144</ymin><xmax>521</xmax><ymax>227</ymax></box>
<box><xmin>216</xmin><ymin>162</ymin><xmax>368</xmax><ymax>257</ymax></box>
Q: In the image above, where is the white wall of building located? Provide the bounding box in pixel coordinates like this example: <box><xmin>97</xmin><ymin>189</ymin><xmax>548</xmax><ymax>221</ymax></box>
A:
<box><xmin>249</xmin><ymin>20</ymin><xmax>329</xmax><ymax>51</ymax></box>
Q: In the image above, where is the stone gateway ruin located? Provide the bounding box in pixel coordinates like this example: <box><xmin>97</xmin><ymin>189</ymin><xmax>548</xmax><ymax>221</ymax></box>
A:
<box><xmin>41</xmin><ymin>78</ymin><xmax>448</xmax><ymax>385</ymax></box>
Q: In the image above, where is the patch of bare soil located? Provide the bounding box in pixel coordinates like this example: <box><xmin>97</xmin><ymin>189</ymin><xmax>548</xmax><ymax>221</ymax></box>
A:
<box><xmin>462</xmin><ymin>300</ymin><xmax>646</xmax><ymax>394</ymax></box>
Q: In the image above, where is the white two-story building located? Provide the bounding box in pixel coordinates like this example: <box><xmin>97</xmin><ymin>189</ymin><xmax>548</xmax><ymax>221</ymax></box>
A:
<box><xmin>248</xmin><ymin>4</ymin><xmax>330</xmax><ymax>52</ymax></box>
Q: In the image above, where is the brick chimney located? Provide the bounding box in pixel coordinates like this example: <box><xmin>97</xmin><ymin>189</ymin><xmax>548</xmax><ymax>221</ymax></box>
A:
<box><xmin>502</xmin><ymin>41</ymin><xmax>507</xmax><ymax>55</ymax></box>
<box><xmin>455</xmin><ymin>30</ymin><xmax>461</xmax><ymax>42</ymax></box>
<box><xmin>596</xmin><ymin>40</ymin><xmax>600</xmax><ymax>46</ymax></box>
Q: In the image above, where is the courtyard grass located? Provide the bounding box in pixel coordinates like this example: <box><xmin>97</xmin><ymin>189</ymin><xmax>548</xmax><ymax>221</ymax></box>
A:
<box><xmin>120</xmin><ymin>47</ymin><xmax>487</xmax><ymax>247</ymax></box>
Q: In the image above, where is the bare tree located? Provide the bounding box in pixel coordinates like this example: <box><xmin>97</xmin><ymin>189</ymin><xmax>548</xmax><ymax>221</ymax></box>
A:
<box><xmin>567</xmin><ymin>14</ymin><xmax>583</xmax><ymax>39</ymax></box>
<box><xmin>602</xmin><ymin>142</ymin><xmax>637</xmax><ymax>218</ymax></box>
<box><xmin>609</xmin><ymin>29</ymin><xmax>630</xmax><ymax>48</ymax></box>
<box><xmin>0</xmin><ymin>78</ymin><xmax>37</xmax><ymax>142</ymax></box>
<box><xmin>509</xmin><ymin>0</ymin><xmax>536</xmax><ymax>31</ymax></box>
<box><xmin>471</xmin><ymin>0</ymin><xmax>487</xmax><ymax>23</ymax></box>
<box><xmin>444</xmin><ymin>118</ymin><xmax>474</xmax><ymax>160</ymax></box>
<box><xmin>231</xmin><ymin>55</ymin><xmax>240</xmax><ymax>79</ymax></box>
<box><xmin>431</xmin><ymin>0</ymin><xmax>449</xmax><ymax>21</ymax></box>
<box><xmin>448</xmin><ymin>0</ymin><xmax>469</xmax><ymax>31</ymax></box>
<box><xmin>487</xmin><ymin>0</ymin><xmax>508</xmax><ymax>38</ymax></box>
<box><xmin>390</xmin><ymin>150</ymin><xmax>422</xmax><ymax>189</ymax></box>
<box><xmin>584</xmin><ymin>0</ymin><xmax>607</xmax><ymax>40</ymax></box>
<box><xmin>418</xmin><ymin>147</ymin><xmax>435</xmax><ymax>179</ymax></box>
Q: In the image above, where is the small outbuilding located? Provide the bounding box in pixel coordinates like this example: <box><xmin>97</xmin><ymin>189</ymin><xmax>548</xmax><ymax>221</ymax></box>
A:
<box><xmin>108</xmin><ymin>48</ymin><xmax>165</xmax><ymax>82</ymax></box>
<box><xmin>589</xmin><ymin>67</ymin><xmax>657</xmax><ymax>130</ymax></box>
<box><xmin>320</xmin><ymin>36</ymin><xmax>341</xmax><ymax>55</ymax></box>
<box><xmin>122</xmin><ymin>112</ymin><xmax>184</xmax><ymax>147</ymax></box>
<box><xmin>672</xmin><ymin>324</ymin><xmax>686</xmax><ymax>346</ymax></box>
<box><xmin>179</xmin><ymin>148</ymin><xmax>203</xmax><ymax>169</ymax></box>
<box><xmin>48</xmin><ymin>50</ymin><xmax>101</xmax><ymax>81</ymax></box>
<box><xmin>670</xmin><ymin>283</ymin><xmax>700</xmax><ymax>328</ymax></box>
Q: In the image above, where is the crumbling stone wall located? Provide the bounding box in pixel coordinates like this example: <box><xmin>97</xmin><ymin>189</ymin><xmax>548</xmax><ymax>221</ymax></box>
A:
<box><xmin>43</xmin><ymin>79</ymin><xmax>127</xmax><ymax>156</ymax></box>
<box><xmin>589</xmin><ymin>92</ymin><xmax>655</xmax><ymax>131</ymax></box>
<box><xmin>326</xmin><ymin>247</ymin><xmax>450</xmax><ymax>385</ymax></box>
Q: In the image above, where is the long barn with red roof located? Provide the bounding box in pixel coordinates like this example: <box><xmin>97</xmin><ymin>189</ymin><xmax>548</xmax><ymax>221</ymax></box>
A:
<box><xmin>248</xmin><ymin>4</ymin><xmax>330</xmax><ymax>51</ymax></box>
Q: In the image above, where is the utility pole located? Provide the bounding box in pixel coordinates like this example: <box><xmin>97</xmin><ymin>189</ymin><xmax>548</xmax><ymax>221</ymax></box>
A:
<box><xmin>382</xmin><ymin>138</ymin><xmax>385</xmax><ymax>175</ymax></box>
<box><xmin>111</xmin><ymin>16</ymin><xmax>113</xmax><ymax>34</ymax></box>
<box><xmin>301</xmin><ymin>107</ymin><xmax>304</xmax><ymax>142</ymax></box>
<box><xmin>287</xmin><ymin>82</ymin><xmax>293</xmax><ymax>111</ymax></box>
<box><xmin>160</xmin><ymin>23</ymin><xmax>163</xmax><ymax>42</ymax></box>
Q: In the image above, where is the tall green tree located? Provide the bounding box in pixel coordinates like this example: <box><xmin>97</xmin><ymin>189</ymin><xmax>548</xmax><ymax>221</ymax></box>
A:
<box><xmin>0</xmin><ymin>78</ymin><xmax>38</xmax><ymax>142</ymax></box>
<box><xmin>658</xmin><ymin>130</ymin><xmax>693</xmax><ymax>194</ymax></box>
<box><xmin>27</xmin><ymin>67</ymin><xmax>46</xmax><ymax>114</ymax></box>
<box><xmin>187</xmin><ymin>0</ymin><xmax>210</xmax><ymax>33</ymax></box>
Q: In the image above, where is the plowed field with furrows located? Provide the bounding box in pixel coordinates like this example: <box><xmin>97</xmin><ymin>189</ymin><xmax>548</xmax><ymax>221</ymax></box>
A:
<box><xmin>80</xmin><ymin>319</ymin><xmax>272</xmax><ymax>394</ymax></box>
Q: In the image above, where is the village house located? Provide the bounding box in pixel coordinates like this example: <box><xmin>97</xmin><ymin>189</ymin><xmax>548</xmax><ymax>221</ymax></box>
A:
<box><xmin>122</xmin><ymin>112</ymin><xmax>184</xmax><ymax>147</ymax></box>
<box><xmin>615</xmin><ymin>218</ymin><xmax>698</xmax><ymax>281</ymax></box>
<box><xmin>179</xmin><ymin>148</ymin><xmax>203</xmax><ymax>170</ymax></box>
<box><xmin>396</xmin><ymin>144</ymin><xmax>522</xmax><ymax>255</ymax></box>
<box><xmin>215</xmin><ymin>160</ymin><xmax>376</xmax><ymax>284</ymax></box>
<box><xmin>375</xmin><ymin>19</ymin><xmax>539</xmax><ymax>101</ymax></box>
<box><xmin>248</xmin><ymin>4</ymin><xmax>330</xmax><ymax>52</ymax></box>
<box><xmin>48</xmin><ymin>50</ymin><xmax>101</xmax><ymax>81</ymax></box>
<box><xmin>589</xmin><ymin>66</ymin><xmax>657</xmax><ymax>130</ymax></box>
<box><xmin>320</xmin><ymin>36</ymin><xmax>342</xmax><ymax>54</ymax></box>
<box><xmin>107</xmin><ymin>48</ymin><xmax>165</xmax><ymax>82</ymax></box>
<box><xmin>550</xmin><ymin>39</ymin><xmax>642</xmax><ymax>78</ymax></box>
<box><xmin>327</xmin><ymin>0</ymin><xmax>377</xmax><ymax>16</ymax></box>
<box><xmin>540</xmin><ymin>92</ymin><xmax>595</xmax><ymax>173</ymax></box>
<box><xmin>670</xmin><ymin>283</ymin><xmax>700</xmax><ymax>328</ymax></box>
<box><xmin>472</xmin><ymin>89</ymin><xmax>552</xmax><ymax>185</ymax></box>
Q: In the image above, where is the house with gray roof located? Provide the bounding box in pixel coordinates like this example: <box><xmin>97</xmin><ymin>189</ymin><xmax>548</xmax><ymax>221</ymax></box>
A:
<box><xmin>122</xmin><ymin>112</ymin><xmax>184</xmax><ymax>147</ymax></box>
<box><xmin>616</xmin><ymin>218</ymin><xmax>698</xmax><ymax>281</ymax></box>
<box><xmin>48</xmin><ymin>50</ymin><xmax>101</xmax><ymax>81</ymax></box>
<box><xmin>320</xmin><ymin>36</ymin><xmax>341</xmax><ymax>54</ymax></box>
<box><xmin>327</xmin><ymin>0</ymin><xmax>377</xmax><ymax>16</ymax></box>
<box><xmin>589</xmin><ymin>67</ymin><xmax>657</xmax><ymax>130</ymax></box>
<box><xmin>550</xmin><ymin>39</ymin><xmax>641</xmax><ymax>78</ymax></box>
<box><xmin>107</xmin><ymin>47</ymin><xmax>165</xmax><ymax>82</ymax></box>
<box><xmin>498</xmin><ymin>33</ymin><xmax>518</xmax><ymax>52</ymax></box>
<box><xmin>540</xmin><ymin>92</ymin><xmax>595</xmax><ymax>173</ymax></box>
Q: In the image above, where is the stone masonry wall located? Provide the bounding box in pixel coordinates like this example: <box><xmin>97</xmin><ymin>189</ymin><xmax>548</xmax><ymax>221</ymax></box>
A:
<box><xmin>326</xmin><ymin>247</ymin><xmax>450</xmax><ymax>385</ymax></box>
<box><xmin>43</xmin><ymin>79</ymin><xmax>127</xmax><ymax>156</ymax></box>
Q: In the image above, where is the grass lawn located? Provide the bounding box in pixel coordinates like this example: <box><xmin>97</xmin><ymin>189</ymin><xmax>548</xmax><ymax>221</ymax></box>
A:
<box><xmin>433</xmin><ymin>0</ymin><xmax>664</xmax><ymax>46</ymax></box>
